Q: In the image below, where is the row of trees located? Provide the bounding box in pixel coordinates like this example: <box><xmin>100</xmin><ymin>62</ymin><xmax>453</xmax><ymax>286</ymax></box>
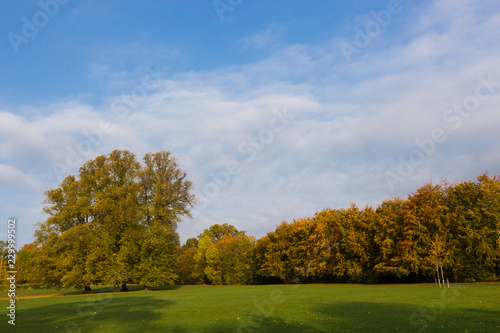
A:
<box><xmin>178</xmin><ymin>224</ymin><xmax>255</xmax><ymax>285</ymax></box>
<box><xmin>6</xmin><ymin>149</ymin><xmax>500</xmax><ymax>291</ymax></box>
<box><xmin>178</xmin><ymin>174</ymin><xmax>500</xmax><ymax>284</ymax></box>
<box><xmin>15</xmin><ymin>150</ymin><xmax>195</xmax><ymax>292</ymax></box>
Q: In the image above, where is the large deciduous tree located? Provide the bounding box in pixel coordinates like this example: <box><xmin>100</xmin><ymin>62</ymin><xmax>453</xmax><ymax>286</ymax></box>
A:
<box><xmin>34</xmin><ymin>150</ymin><xmax>195</xmax><ymax>292</ymax></box>
<box><xmin>189</xmin><ymin>224</ymin><xmax>254</xmax><ymax>285</ymax></box>
<box><xmin>199</xmin><ymin>223</ymin><xmax>244</xmax><ymax>243</ymax></box>
<box><xmin>447</xmin><ymin>173</ymin><xmax>500</xmax><ymax>281</ymax></box>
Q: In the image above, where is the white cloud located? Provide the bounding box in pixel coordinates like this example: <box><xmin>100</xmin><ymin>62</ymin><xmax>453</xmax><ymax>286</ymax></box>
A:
<box><xmin>240</xmin><ymin>23</ymin><xmax>285</xmax><ymax>50</ymax></box>
<box><xmin>2</xmin><ymin>0</ymin><xmax>500</xmax><ymax>243</ymax></box>
<box><xmin>0</xmin><ymin>164</ymin><xmax>45</xmax><ymax>192</ymax></box>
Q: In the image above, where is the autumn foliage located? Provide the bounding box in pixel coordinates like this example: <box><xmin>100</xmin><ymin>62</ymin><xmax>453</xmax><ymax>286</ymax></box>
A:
<box><xmin>16</xmin><ymin>164</ymin><xmax>500</xmax><ymax>290</ymax></box>
<box><xmin>178</xmin><ymin>173</ymin><xmax>500</xmax><ymax>284</ymax></box>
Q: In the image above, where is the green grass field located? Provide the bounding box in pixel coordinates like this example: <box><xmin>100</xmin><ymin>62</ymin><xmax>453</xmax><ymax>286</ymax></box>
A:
<box><xmin>1</xmin><ymin>283</ymin><xmax>499</xmax><ymax>332</ymax></box>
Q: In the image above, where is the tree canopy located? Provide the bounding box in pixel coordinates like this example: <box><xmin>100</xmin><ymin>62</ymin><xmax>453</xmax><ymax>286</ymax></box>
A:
<box><xmin>32</xmin><ymin>150</ymin><xmax>195</xmax><ymax>292</ymax></box>
<box><xmin>179</xmin><ymin>173</ymin><xmax>500</xmax><ymax>285</ymax></box>
<box><xmin>23</xmin><ymin>166</ymin><xmax>500</xmax><ymax>289</ymax></box>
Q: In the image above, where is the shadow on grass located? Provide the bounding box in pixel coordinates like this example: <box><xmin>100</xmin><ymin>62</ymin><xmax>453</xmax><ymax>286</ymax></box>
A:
<box><xmin>5</xmin><ymin>293</ymin><xmax>174</xmax><ymax>333</ymax></box>
<box><xmin>82</xmin><ymin>285</ymin><xmax>181</xmax><ymax>293</ymax></box>
<box><xmin>8</xmin><ymin>289</ymin><xmax>500</xmax><ymax>332</ymax></box>
<box><xmin>8</xmin><ymin>294</ymin><xmax>322</xmax><ymax>333</ymax></box>
<box><xmin>316</xmin><ymin>301</ymin><xmax>500</xmax><ymax>332</ymax></box>
<box><xmin>166</xmin><ymin>316</ymin><xmax>323</xmax><ymax>333</ymax></box>
<box><xmin>22</xmin><ymin>284</ymin><xmax>183</xmax><ymax>297</ymax></box>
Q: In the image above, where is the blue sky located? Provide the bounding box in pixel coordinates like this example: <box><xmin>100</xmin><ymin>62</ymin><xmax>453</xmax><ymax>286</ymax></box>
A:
<box><xmin>1</xmin><ymin>0</ymin><xmax>500</xmax><ymax>247</ymax></box>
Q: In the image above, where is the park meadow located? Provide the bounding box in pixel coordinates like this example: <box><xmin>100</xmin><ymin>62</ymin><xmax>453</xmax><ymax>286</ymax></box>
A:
<box><xmin>2</xmin><ymin>151</ymin><xmax>500</xmax><ymax>332</ymax></box>
<box><xmin>1</xmin><ymin>282</ymin><xmax>500</xmax><ymax>332</ymax></box>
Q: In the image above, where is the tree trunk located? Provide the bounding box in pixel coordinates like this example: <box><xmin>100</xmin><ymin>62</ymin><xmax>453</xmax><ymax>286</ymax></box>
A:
<box><xmin>121</xmin><ymin>282</ymin><xmax>128</xmax><ymax>291</ymax></box>
<box><xmin>84</xmin><ymin>285</ymin><xmax>92</xmax><ymax>294</ymax></box>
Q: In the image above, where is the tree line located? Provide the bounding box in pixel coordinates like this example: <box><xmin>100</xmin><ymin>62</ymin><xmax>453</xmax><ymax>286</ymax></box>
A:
<box><xmin>12</xmin><ymin>150</ymin><xmax>195</xmax><ymax>292</ymax></box>
<box><xmin>179</xmin><ymin>173</ymin><xmax>500</xmax><ymax>285</ymax></box>
<box><xmin>7</xmin><ymin>150</ymin><xmax>500</xmax><ymax>292</ymax></box>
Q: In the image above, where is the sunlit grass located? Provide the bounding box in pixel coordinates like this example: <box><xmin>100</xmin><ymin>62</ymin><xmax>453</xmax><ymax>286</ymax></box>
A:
<box><xmin>1</xmin><ymin>283</ymin><xmax>499</xmax><ymax>332</ymax></box>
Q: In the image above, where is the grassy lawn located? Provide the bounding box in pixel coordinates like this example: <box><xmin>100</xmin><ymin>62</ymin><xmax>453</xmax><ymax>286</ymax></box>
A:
<box><xmin>0</xmin><ymin>283</ymin><xmax>499</xmax><ymax>332</ymax></box>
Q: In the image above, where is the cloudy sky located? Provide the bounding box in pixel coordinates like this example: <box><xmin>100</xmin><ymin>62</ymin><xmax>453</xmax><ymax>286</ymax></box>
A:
<box><xmin>1</xmin><ymin>0</ymin><xmax>499</xmax><ymax>246</ymax></box>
